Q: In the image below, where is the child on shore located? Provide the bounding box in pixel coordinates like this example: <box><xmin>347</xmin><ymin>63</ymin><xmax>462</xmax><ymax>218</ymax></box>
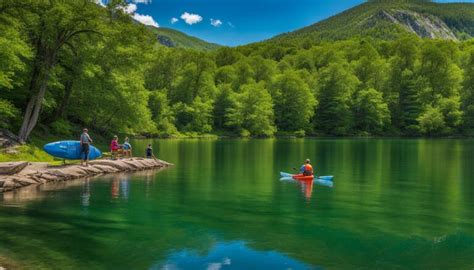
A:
<box><xmin>146</xmin><ymin>144</ymin><xmax>155</xmax><ymax>159</ymax></box>
<box><xmin>110</xmin><ymin>135</ymin><xmax>120</xmax><ymax>160</ymax></box>
<box><xmin>122</xmin><ymin>137</ymin><xmax>132</xmax><ymax>158</ymax></box>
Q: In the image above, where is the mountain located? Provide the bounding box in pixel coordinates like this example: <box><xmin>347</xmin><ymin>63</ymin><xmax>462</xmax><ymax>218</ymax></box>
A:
<box><xmin>146</xmin><ymin>26</ymin><xmax>221</xmax><ymax>51</ymax></box>
<box><xmin>272</xmin><ymin>0</ymin><xmax>474</xmax><ymax>43</ymax></box>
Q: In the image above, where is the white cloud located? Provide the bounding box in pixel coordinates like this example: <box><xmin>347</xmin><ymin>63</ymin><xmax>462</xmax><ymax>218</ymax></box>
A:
<box><xmin>210</xmin><ymin>18</ymin><xmax>222</xmax><ymax>27</ymax></box>
<box><xmin>133</xmin><ymin>13</ymin><xmax>159</xmax><ymax>27</ymax></box>
<box><xmin>95</xmin><ymin>0</ymin><xmax>105</xmax><ymax>7</ymax></box>
<box><xmin>171</xmin><ymin>17</ymin><xmax>179</xmax><ymax>24</ymax></box>
<box><xmin>227</xmin><ymin>22</ymin><xmax>235</xmax><ymax>28</ymax></box>
<box><xmin>206</xmin><ymin>263</ymin><xmax>221</xmax><ymax>270</ymax></box>
<box><xmin>122</xmin><ymin>3</ymin><xmax>137</xmax><ymax>14</ymax></box>
<box><xmin>132</xmin><ymin>0</ymin><xmax>152</xmax><ymax>3</ymax></box>
<box><xmin>180</xmin><ymin>12</ymin><xmax>203</xmax><ymax>25</ymax></box>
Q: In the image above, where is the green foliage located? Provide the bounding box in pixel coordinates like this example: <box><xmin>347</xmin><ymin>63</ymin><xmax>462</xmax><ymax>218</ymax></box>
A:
<box><xmin>173</xmin><ymin>97</ymin><xmax>213</xmax><ymax>133</ymax></box>
<box><xmin>272</xmin><ymin>71</ymin><xmax>317</xmax><ymax>132</ymax></box>
<box><xmin>353</xmin><ymin>88</ymin><xmax>391</xmax><ymax>134</ymax></box>
<box><xmin>149</xmin><ymin>91</ymin><xmax>177</xmax><ymax>136</ymax></box>
<box><xmin>462</xmin><ymin>48</ymin><xmax>474</xmax><ymax>133</ymax></box>
<box><xmin>315</xmin><ymin>62</ymin><xmax>359</xmax><ymax>136</ymax></box>
<box><xmin>50</xmin><ymin>119</ymin><xmax>73</xmax><ymax>136</ymax></box>
<box><xmin>226</xmin><ymin>82</ymin><xmax>276</xmax><ymax>136</ymax></box>
<box><xmin>418</xmin><ymin>105</ymin><xmax>446</xmax><ymax>136</ymax></box>
<box><xmin>0</xmin><ymin>0</ymin><xmax>473</xmax><ymax>141</ymax></box>
<box><xmin>0</xmin><ymin>99</ymin><xmax>19</xmax><ymax>129</ymax></box>
<box><xmin>269</xmin><ymin>0</ymin><xmax>474</xmax><ymax>43</ymax></box>
<box><xmin>213</xmin><ymin>84</ymin><xmax>236</xmax><ymax>130</ymax></box>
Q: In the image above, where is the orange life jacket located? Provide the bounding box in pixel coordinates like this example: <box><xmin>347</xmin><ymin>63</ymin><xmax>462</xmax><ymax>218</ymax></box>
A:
<box><xmin>304</xmin><ymin>164</ymin><xmax>313</xmax><ymax>175</ymax></box>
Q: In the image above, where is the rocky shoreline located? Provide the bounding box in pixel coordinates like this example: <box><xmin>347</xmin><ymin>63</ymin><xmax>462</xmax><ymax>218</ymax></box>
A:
<box><xmin>0</xmin><ymin>158</ymin><xmax>172</xmax><ymax>193</ymax></box>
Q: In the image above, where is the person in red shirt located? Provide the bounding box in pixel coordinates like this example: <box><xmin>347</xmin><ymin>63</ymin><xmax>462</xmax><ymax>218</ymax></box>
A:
<box><xmin>110</xmin><ymin>135</ymin><xmax>120</xmax><ymax>160</ymax></box>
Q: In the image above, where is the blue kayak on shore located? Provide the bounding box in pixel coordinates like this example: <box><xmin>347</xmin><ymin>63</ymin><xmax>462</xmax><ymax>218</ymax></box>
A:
<box><xmin>44</xmin><ymin>141</ymin><xmax>102</xmax><ymax>160</ymax></box>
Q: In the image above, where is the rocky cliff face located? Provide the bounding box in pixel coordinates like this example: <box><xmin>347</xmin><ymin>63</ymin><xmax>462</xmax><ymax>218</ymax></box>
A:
<box><xmin>367</xmin><ymin>9</ymin><xmax>458</xmax><ymax>40</ymax></box>
<box><xmin>157</xmin><ymin>35</ymin><xmax>176</xmax><ymax>48</ymax></box>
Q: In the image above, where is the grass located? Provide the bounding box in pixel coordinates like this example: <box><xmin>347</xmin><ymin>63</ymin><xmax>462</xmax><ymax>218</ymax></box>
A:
<box><xmin>0</xmin><ymin>145</ymin><xmax>55</xmax><ymax>163</ymax></box>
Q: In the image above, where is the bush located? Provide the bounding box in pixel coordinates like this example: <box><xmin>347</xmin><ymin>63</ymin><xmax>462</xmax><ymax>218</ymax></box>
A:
<box><xmin>294</xmin><ymin>130</ymin><xmax>306</xmax><ymax>137</ymax></box>
<box><xmin>50</xmin><ymin>119</ymin><xmax>73</xmax><ymax>136</ymax></box>
<box><xmin>0</xmin><ymin>99</ymin><xmax>19</xmax><ymax>129</ymax></box>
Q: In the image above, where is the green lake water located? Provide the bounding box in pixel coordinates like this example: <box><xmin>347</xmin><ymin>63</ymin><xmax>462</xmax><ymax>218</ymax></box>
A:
<box><xmin>1</xmin><ymin>139</ymin><xmax>474</xmax><ymax>269</ymax></box>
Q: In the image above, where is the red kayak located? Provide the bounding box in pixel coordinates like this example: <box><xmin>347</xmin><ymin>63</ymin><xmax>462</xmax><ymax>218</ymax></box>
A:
<box><xmin>292</xmin><ymin>174</ymin><xmax>314</xmax><ymax>181</ymax></box>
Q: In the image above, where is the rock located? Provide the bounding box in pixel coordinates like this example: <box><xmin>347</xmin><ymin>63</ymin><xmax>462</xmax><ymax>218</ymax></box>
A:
<box><xmin>89</xmin><ymin>160</ymin><xmax>133</xmax><ymax>170</ymax></box>
<box><xmin>91</xmin><ymin>164</ymin><xmax>119</xmax><ymax>173</ymax></box>
<box><xmin>0</xmin><ymin>128</ymin><xmax>20</xmax><ymax>148</ymax></box>
<box><xmin>121</xmin><ymin>160</ymin><xmax>140</xmax><ymax>169</ymax></box>
<box><xmin>2</xmin><ymin>179</ymin><xmax>15</xmax><ymax>189</ymax></box>
<box><xmin>78</xmin><ymin>166</ymin><xmax>103</xmax><ymax>174</ymax></box>
<box><xmin>0</xmin><ymin>161</ymin><xmax>28</xmax><ymax>175</ymax></box>
<box><xmin>12</xmin><ymin>177</ymin><xmax>36</xmax><ymax>186</ymax></box>
<box><xmin>38</xmin><ymin>173</ymin><xmax>60</xmax><ymax>182</ymax></box>
<box><xmin>0</xmin><ymin>158</ymin><xmax>172</xmax><ymax>193</ymax></box>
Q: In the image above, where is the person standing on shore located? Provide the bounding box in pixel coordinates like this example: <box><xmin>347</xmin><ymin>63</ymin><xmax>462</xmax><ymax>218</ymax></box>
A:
<box><xmin>80</xmin><ymin>128</ymin><xmax>93</xmax><ymax>166</ymax></box>
<box><xmin>122</xmin><ymin>137</ymin><xmax>132</xmax><ymax>158</ymax></box>
<box><xmin>110</xmin><ymin>135</ymin><xmax>120</xmax><ymax>160</ymax></box>
<box><xmin>146</xmin><ymin>144</ymin><xmax>156</xmax><ymax>159</ymax></box>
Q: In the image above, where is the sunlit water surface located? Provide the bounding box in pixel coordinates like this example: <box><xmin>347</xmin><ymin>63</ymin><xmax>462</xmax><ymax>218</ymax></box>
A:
<box><xmin>1</xmin><ymin>139</ymin><xmax>474</xmax><ymax>269</ymax></box>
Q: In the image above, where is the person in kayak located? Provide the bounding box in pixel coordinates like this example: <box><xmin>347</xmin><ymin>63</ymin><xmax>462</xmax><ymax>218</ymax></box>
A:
<box><xmin>80</xmin><ymin>128</ymin><xmax>93</xmax><ymax>167</ymax></box>
<box><xmin>300</xmin><ymin>159</ymin><xmax>313</xmax><ymax>176</ymax></box>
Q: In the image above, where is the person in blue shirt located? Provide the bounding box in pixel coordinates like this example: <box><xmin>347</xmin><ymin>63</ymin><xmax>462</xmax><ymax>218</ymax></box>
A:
<box><xmin>122</xmin><ymin>137</ymin><xmax>132</xmax><ymax>158</ymax></box>
<box><xmin>80</xmin><ymin>128</ymin><xmax>93</xmax><ymax>166</ymax></box>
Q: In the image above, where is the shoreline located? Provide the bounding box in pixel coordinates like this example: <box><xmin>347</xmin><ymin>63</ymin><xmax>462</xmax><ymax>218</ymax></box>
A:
<box><xmin>0</xmin><ymin>158</ymin><xmax>172</xmax><ymax>193</ymax></box>
<box><xmin>133</xmin><ymin>134</ymin><xmax>474</xmax><ymax>140</ymax></box>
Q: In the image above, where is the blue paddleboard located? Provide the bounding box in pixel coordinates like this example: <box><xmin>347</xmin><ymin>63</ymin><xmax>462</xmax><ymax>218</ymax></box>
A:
<box><xmin>44</xmin><ymin>140</ymin><xmax>102</xmax><ymax>160</ymax></box>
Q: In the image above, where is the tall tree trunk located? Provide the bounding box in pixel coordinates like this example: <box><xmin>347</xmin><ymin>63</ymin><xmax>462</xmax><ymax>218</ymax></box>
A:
<box><xmin>18</xmin><ymin>56</ymin><xmax>54</xmax><ymax>143</ymax></box>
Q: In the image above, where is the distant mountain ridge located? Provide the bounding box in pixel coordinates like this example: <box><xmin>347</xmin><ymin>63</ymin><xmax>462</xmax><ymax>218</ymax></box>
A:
<box><xmin>146</xmin><ymin>26</ymin><xmax>221</xmax><ymax>51</ymax></box>
<box><xmin>271</xmin><ymin>0</ymin><xmax>474</xmax><ymax>43</ymax></box>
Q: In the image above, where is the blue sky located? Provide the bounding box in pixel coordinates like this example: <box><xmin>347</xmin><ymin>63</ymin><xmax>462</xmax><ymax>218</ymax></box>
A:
<box><xmin>125</xmin><ymin>0</ymin><xmax>474</xmax><ymax>46</ymax></box>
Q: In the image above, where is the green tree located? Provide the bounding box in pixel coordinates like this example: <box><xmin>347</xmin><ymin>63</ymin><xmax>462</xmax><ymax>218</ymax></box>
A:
<box><xmin>16</xmin><ymin>0</ymin><xmax>103</xmax><ymax>142</ymax></box>
<box><xmin>352</xmin><ymin>88</ymin><xmax>391</xmax><ymax>134</ymax></box>
<box><xmin>351</xmin><ymin>41</ymin><xmax>388</xmax><ymax>91</ymax></box>
<box><xmin>315</xmin><ymin>62</ymin><xmax>359</xmax><ymax>135</ymax></box>
<box><xmin>172</xmin><ymin>97</ymin><xmax>213</xmax><ymax>133</ymax></box>
<box><xmin>0</xmin><ymin>2</ymin><xmax>32</xmax><ymax>90</ymax></box>
<box><xmin>213</xmin><ymin>84</ymin><xmax>236</xmax><ymax>130</ymax></box>
<box><xmin>418</xmin><ymin>105</ymin><xmax>446</xmax><ymax>136</ymax></box>
<box><xmin>149</xmin><ymin>91</ymin><xmax>177</xmax><ymax>136</ymax></box>
<box><xmin>226</xmin><ymin>82</ymin><xmax>276</xmax><ymax>136</ymax></box>
<box><xmin>271</xmin><ymin>71</ymin><xmax>317</xmax><ymax>132</ymax></box>
<box><xmin>461</xmin><ymin>48</ymin><xmax>474</xmax><ymax>134</ymax></box>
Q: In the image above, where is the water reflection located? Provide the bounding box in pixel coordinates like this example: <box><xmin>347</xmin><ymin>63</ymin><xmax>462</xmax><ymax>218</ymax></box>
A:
<box><xmin>110</xmin><ymin>173</ymin><xmax>131</xmax><ymax>200</ymax></box>
<box><xmin>81</xmin><ymin>179</ymin><xmax>90</xmax><ymax>207</ymax></box>
<box><xmin>280</xmin><ymin>177</ymin><xmax>333</xmax><ymax>200</ymax></box>
<box><xmin>152</xmin><ymin>241</ymin><xmax>315</xmax><ymax>270</ymax></box>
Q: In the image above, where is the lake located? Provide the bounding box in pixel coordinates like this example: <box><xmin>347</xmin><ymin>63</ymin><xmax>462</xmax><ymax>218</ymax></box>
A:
<box><xmin>1</xmin><ymin>139</ymin><xmax>474</xmax><ymax>269</ymax></box>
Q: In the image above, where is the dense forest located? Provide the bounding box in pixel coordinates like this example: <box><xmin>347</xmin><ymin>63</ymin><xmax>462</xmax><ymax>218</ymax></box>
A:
<box><xmin>1</xmin><ymin>0</ymin><xmax>474</xmax><ymax>142</ymax></box>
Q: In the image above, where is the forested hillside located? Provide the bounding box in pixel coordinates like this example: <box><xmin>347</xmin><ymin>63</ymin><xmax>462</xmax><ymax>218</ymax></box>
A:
<box><xmin>1</xmin><ymin>0</ymin><xmax>474</xmax><ymax>143</ymax></box>
<box><xmin>147</xmin><ymin>26</ymin><xmax>221</xmax><ymax>51</ymax></box>
<box><xmin>272</xmin><ymin>0</ymin><xmax>474</xmax><ymax>44</ymax></box>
